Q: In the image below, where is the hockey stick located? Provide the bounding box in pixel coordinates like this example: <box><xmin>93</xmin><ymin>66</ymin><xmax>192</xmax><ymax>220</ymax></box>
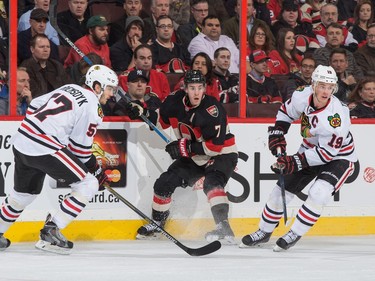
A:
<box><xmin>104</xmin><ymin>184</ymin><xmax>221</xmax><ymax>256</ymax></box>
<box><xmin>49</xmin><ymin>0</ymin><xmax>93</xmax><ymax>65</ymax></box>
<box><xmin>115</xmin><ymin>87</ymin><xmax>172</xmax><ymax>143</ymax></box>
<box><xmin>49</xmin><ymin>3</ymin><xmax>221</xmax><ymax>255</ymax></box>
<box><xmin>277</xmin><ymin>147</ymin><xmax>288</xmax><ymax>225</ymax></box>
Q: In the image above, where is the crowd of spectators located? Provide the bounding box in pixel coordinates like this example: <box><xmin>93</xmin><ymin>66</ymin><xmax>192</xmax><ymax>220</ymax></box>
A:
<box><xmin>1</xmin><ymin>0</ymin><xmax>375</xmax><ymax>118</ymax></box>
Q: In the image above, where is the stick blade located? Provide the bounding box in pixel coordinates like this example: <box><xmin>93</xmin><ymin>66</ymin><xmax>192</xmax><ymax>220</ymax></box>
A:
<box><xmin>185</xmin><ymin>240</ymin><xmax>221</xmax><ymax>256</ymax></box>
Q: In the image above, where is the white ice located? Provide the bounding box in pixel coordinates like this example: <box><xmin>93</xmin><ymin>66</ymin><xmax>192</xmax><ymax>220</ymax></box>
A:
<box><xmin>2</xmin><ymin>236</ymin><xmax>375</xmax><ymax>281</ymax></box>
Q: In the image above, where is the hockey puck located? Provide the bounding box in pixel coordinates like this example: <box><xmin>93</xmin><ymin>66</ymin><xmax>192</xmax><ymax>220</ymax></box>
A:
<box><xmin>363</xmin><ymin>167</ymin><xmax>375</xmax><ymax>183</ymax></box>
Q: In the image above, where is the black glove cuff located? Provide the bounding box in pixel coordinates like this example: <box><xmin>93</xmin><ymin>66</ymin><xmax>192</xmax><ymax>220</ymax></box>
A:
<box><xmin>84</xmin><ymin>154</ymin><xmax>97</xmax><ymax>171</ymax></box>
<box><xmin>275</xmin><ymin>121</ymin><xmax>291</xmax><ymax>134</ymax></box>
<box><xmin>190</xmin><ymin>142</ymin><xmax>204</xmax><ymax>155</ymax></box>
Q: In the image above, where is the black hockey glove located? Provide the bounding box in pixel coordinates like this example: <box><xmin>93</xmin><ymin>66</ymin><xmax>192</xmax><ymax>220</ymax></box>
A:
<box><xmin>165</xmin><ymin>138</ymin><xmax>191</xmax><ymax>160</ymax></box>
<box><xmin>89</xmin><ymin>162</ymin><xmax>110</xmax><ymax>191</ymax></box>
<box><xmin>126</xmin><ymin>100</ymin><xmax>148</xmax><ymax>120</ymax></box>
<box><xmin>268</xmin><ymin>126</ymin><xmax>287</xmax><ymax>156</ymax></box>
<box><xmin>271</xmin><ymin>153</ymin><xmax>309</xmax><ymax>175</ymax></box>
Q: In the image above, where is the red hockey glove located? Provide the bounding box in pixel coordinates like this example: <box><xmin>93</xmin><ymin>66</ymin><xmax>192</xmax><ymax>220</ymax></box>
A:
<box><xmin>268</xmin><ymin>126</ymin><xmax>287</xmax><ymax>156</ymax></box>
<box><xmin>271</xmin><ymin>153</ymin><xmax>308</xmax><ymax>175</ymax></box>
<box><xmin>89</xmin><ymin>162</ymin><xmax>110</xmax><ymax>191</ymax></box>
<box><xmin>126</xmin><ymin>101</ymin><xmax>148</xmax><ymax>120</ymax></box>
<box><xmin>165</xmin><ymin>138</ymin><xmax>191</xmax><ymax>160</ymax></box>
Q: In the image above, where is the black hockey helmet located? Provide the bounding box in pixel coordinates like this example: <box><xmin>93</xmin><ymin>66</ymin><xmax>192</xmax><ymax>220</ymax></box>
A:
<box><xmin>184</xmin><ymin>70</ymin><xmax>206</xmax><ymax>85</ymax></box>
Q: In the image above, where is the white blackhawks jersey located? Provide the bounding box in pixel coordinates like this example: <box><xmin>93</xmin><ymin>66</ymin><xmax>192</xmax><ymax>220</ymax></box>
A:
<box><xmin>12</xmin><ymin>84</ymin><xmax>103</xmax><ymax>164</ymax></box>
<box><xmin>277</xmin><ymin>86</ymin><xmax>357</xmax><ymax>166</ymax></box>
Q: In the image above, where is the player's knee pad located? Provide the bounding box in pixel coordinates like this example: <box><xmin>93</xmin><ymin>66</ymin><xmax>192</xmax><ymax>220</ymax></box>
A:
<box><xmin>8</xmin><ymin>189</ymin><xmax>38</xmax><ymax>210</ymax></box>
<box><xmin>308</xmin><ymin>179</ymin><xmax>334</xmax><ymax>206</ymax></box>
<box><xmin>154</xmin><ymin>171</ymin><xmax>183</xmax><ymax>197</ymax></box>
<box><xmin>202</xmin><ymin>171</ymin><xmax>226</xmax><ymax>194</ymax></box>
<box><xmin>267</xmin><ymin>185</ymin><xmax>295</xmax><ymax>209</ymax></box>
<box><xmin>70</xmin><ymin>173</ymin><xmax>98</xmax><ymax>201</ymax></box>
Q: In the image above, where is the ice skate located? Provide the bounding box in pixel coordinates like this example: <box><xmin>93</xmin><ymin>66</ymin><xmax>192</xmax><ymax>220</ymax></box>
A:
<box><xmin>239</xmin><ymin>229</ymin><xmax>272</xmax><ymax>248</ymax></box>
<box><xmin>205</xmin><ymin>220</ymin><xmax>235</xmax><ymax>244</ymax></box>
<box><xmin>136</xmin><ymin>221</ymin><xmax>164</xmax><ymax>240</ymax></box>
<box><xmin>273</xmin><ymin>230</ymin><xmax>301</xmax><ymax>252</ymax></box>
<box><xmin>0</xmin><ymin>233</ymin><xmax>11</xmax><ymax>251</ymax></box>
<box><xmin>35</xmin><ymin>214</ymin><xmax>73</xmax><ymax>255</ymax></box>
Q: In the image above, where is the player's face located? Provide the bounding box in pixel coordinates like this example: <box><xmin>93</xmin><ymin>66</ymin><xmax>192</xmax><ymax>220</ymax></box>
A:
<box><xmin>127</xmin><ymin>78</ymin><xmax>147</xmax><ymax>99</ymax></box>
<box><xmin>185</xmin><ymin>83</ymin><xmax>206</xmax><ymax>107</ymax></box>
<box><xmin>359</xmin><ymin>82</ymin><xmax>375</xmax><ymax>103</ymax></box>
<box><xmin>99</xmin><ymin>85</ymin><xmax>116</xmax><ymax>105</ymax></box>
<box><xmin>314</xmin><ymin>82</ymin><xmax>336</xmax><ymax>108</ymax></box>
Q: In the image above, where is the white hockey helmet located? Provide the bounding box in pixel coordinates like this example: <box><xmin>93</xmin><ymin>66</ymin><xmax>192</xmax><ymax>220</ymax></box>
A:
<box><xmin>311</xmin><ymin>65</ymin><xmax>338</xmax><ymax>84</ymax></box>
<box><xmin>85</xmin><ymin>64</ymin><xmax>118</xmax><ymax>97</ymax></box>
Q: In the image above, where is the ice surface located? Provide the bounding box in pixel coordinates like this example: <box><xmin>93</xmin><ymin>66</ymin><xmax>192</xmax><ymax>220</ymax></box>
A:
<box><xmin>1</xmin><ymin>236</ymin><xmax>375</xmax><ymax>281</ymax></box>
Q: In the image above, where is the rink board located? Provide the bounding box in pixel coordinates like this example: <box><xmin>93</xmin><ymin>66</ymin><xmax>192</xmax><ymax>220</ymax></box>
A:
<box><xmin>1</xmin><ymin>120</ymin><xmax>375</xmax><ymax>242</ymax></box>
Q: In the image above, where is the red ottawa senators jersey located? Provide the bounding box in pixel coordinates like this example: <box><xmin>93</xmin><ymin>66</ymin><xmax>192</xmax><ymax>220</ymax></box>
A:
<box><xmin>157</xmin><ymin>90</ymin><xmax>237</xmax><ymax>166</ymax></box>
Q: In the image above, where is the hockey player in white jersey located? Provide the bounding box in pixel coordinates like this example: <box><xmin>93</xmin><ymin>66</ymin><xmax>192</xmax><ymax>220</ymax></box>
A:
<box><xmin>240</xmin><ymin>65</ymin><xmax>358</xmax><ymax>251</ymax></box>
<box><xmin>0</xmin><ymin>65</ymin><xmax>118</xmax><ymax>254</ymax></box>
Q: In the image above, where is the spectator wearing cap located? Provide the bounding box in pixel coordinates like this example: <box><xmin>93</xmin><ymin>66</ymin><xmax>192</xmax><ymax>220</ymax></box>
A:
<box><xmin>271</xmin><ymin>1</ymin><xmax>319</xmax><ymax>55</ymax></box>
<box><xmin>64</xmin><ymin>15</ymin><xmax>112</xmax><ymax>69</ymax></box>
<box><xmin>110</xmin><ymin>69</ymin><xmax>162</xmax><ymax>116</ymax></box>
<box><xmin>119</xmin><ymin>44</ymin><xmax>171</xmax><ymax>101</ymax></box>
<box><xmin>188</xmin><ymin>15</ymin><xmax>240</xmax><ymax>73</ymax></box>
<box><xmin>18</xmin><ymin>8</ymin><xmax>59</xmax><ymax>64</ymax></box>
<box><xmin>18</xmin><ymin>0</ymin><xmax>60</xmax><ymax>45</ymax></box>
<box><xmin>246</xmin><ymin>50</ymin><xmax>282</xmax><ymax>103</ymax></box>
<box><xmin>108</xmin><ymin>0</ymin><xmax>153</xmax><ymax>46</ymax></box>
<box><xmin>110</xmin><ymin>16</ymin><xmax>145</xmax><ymax>73</ymax></box>
<box><xmin>143</xmin><ymin>0</ymin><xmax>180</xmax><ymax>43</ymax></box>
<box><xmin>150</xmin><ymin>15</ymin><xmax>190</xmax><ymax>73</ymax></box>
<box><xmin>57</xmin><ymin>0</ymin><xmax>90</xmax><ymax>46</ymax></box>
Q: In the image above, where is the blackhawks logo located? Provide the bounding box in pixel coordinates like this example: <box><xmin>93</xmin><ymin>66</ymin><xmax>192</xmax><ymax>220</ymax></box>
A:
<box><xmin>98</xmin><ymin>104</ymin><xmax>104</xmax><ymax>118</ymax></box>
<box><xmin>300</xmin><ymin>113</ymin><xmax>313</xmax><ymax>138</ymax></box>
<box><xmin>328</xmin><ymin>113</ymin><xmax>341</xmax><ymax>128</ymax></box>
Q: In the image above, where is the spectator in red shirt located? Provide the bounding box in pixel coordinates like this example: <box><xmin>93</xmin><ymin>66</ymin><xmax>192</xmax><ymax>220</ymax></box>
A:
<box><xmin>119</xmin><ymin>44</ymin><xmax>170</xmax><ymax>101</ymax></box>
<box><xmin>64</xmin><ymin>15</ymin><xmax>111</xmax><ymax>69</ymax></box>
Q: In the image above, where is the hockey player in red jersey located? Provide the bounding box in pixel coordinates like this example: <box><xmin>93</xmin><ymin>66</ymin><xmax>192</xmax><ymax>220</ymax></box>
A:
<box><xmin>127</xmin><ymin>70</ymin><xmax>238</xmax><ymax>243</ymax></box>
<box><xmin>0</xmin><ymin>65</ymin><xmax>118</xmax><ymax>254</ymax></box>
<box><xmin>240</xmin><ymin>65</ymin><xmax>358</xmax><ymax>251</ymax></box>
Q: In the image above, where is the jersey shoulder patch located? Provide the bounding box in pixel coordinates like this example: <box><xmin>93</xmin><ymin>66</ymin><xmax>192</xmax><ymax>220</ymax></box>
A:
<box><xmin>206</xmin><ymin>105</ymin><xmax>219</xmax><ymax>117</ymax></box>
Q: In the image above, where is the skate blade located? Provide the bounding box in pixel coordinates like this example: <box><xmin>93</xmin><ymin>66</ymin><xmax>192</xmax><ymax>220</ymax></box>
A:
<box><xmin>206</xmin><ymin>235</ymin><xmax>236</xmax><ymax>245</ymax></box>
<box><xmin>272</xmin><ymin>244</ymin><xmax>286</xmax><ymax>252</ymax></box>
<box><xmin>0</xmin><ymin>239</ymin><xmax>11</xmax><ymax>251</ymax></box>
<box><xmin>35</xmin><ymin>240</ymin><xmax>72</xmax><ymax>255</ymax></box>
<box><xmin>136</xmin><ymin>233</ymin><xmax>162</xmax><ymax>240</ymax></box>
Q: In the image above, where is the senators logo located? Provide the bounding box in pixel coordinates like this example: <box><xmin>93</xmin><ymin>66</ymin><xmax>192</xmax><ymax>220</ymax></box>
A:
<box><xmin>206</xmin><ymin>105</ymin><xmax>219</xmax><ymax>117</ymax></box>
<box><xmin>328</xmin><ymin>113</ymin><xmax>341</xmax><ymax>128</ymax></box>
